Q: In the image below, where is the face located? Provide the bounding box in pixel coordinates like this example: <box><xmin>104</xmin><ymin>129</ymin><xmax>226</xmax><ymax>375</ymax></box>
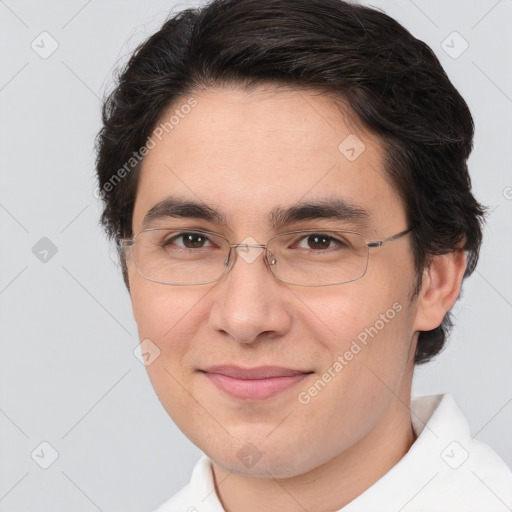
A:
<box><xmin>128</xmin><ymin>85</ymin><xmax>420</xmax><ymax>478</ymax></box>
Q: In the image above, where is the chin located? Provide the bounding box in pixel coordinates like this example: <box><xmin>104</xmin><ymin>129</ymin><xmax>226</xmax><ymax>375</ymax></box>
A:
<box><xmin>202</xmin><ymin>433</ymin><xmax>320</xmax><ymax>479</ymax></box>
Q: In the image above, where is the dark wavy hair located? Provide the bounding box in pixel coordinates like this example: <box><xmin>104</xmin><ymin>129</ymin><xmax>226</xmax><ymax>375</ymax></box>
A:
<box><xmin>95</xmin><ymin>0</ymin><xmax>486</xmax><ymax>364</ymax></box>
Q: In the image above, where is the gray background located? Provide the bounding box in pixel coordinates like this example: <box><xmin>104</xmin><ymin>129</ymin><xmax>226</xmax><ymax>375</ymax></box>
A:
<box><xmin>1</xmin><ymin>0</ymin><xmax>511</xmax><ymax>511</ymax></box>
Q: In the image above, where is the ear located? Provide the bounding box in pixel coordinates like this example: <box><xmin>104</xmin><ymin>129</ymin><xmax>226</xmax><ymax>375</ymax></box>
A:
<box><xmin>413</xmin><ymin>249</ymin><xmax>467</xmax><ymax>332</ymax></box>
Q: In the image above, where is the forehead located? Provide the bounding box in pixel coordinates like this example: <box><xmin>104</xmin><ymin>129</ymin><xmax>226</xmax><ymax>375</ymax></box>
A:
<box><xmin>133</xmin><ymin>85</ymin><xmax>406</xmax><ymax>235</ymax></box>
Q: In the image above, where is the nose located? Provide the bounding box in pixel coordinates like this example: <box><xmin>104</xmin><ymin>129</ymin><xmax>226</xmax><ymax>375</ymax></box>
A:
<box><xmin>208</xmin><ymin>243</ymin><xmax>292</xmax><ymax>344</ymax></box>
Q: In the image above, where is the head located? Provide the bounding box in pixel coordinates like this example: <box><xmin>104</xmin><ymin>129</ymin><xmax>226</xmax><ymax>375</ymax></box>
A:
<box><xmin>96</xmin><ymin>0</ymin><xmax>485</xmax><ymax>478</ymax></box>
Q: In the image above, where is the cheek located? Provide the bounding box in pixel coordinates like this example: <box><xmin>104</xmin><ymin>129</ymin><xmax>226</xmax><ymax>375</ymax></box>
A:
<box><xmin>128</xmin><ymin>276</ymin><xmax>211</xmax><ymax>425</ymax></box>
<box><xmin>130</xmin><ymin>264</ymin><xmax>194</xmax><ymax>331</ymax></box>
<box><xmin>295</xmin><ymin>276</ymin><xmax>404</xmax><ymax>343</ymax></box>
<box><xmin>297</xmin><ymin>273</ymin><xmax>416</xmax><ymax>390</ymax></box>
<box><xmin>292</xmin><ymin>290</ymin><xmax>414</xmax><ymax>436</ymax></box>
<box><xmin>129</xmin><ymin>272</ymin><xmax>211</xmax><ymax>364</ymax></box>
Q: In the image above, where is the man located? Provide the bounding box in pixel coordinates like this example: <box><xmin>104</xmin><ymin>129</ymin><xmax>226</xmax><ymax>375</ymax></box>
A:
<box><xmin>95</xmin><ymin>0</ymin><xmax>512</xmax><ymax>510</ymax></box>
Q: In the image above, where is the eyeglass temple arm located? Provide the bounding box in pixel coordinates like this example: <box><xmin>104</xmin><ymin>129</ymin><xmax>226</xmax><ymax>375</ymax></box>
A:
<box><xmin>118</xmin><ymin>239</ymin><xmax>135</xmax><ymax>247</ymax></box>
<box><xmin>367</xmin><ymin>227</ymin><xmax>414</xmax><ymax>248</ymax></box>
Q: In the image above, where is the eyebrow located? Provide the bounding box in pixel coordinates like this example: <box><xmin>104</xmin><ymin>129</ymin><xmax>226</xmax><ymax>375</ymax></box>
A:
<box><xmin>142</xmin><ymin>197</ymin><xmax>227</xmax><ymax>228</ymax></box>
<box><xmin>269</xmin><ymin>198</ymin><xmax>370</xmax><ymax>230</ymax></box>
<box><xmin>142</xmin><ymin>196</ymin><xmax>371</xmax><ymax>230</ymax></box>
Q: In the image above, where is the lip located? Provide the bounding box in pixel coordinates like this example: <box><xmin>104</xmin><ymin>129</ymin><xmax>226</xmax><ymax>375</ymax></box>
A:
<box><xmin>200</xmin><ymin>365</ymin><xmax>312</xmax><ymax>401</ymax></box>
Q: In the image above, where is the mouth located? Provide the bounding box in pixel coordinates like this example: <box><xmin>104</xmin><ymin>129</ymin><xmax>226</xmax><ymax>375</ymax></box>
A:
<box><xmin>199</xmin><ymin>365</ymin><xmax>313</xmax><ymax>401</ymax></box>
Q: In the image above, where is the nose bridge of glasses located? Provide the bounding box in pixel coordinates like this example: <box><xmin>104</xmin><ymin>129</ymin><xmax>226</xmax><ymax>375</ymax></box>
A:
<box><xmin>227</xmin><ymin>242</ymin><xmax>271</xmax><ymax>267</ymax></box>
<box><xmin>230</xmin><ymin>243</ymin><xmax>267</xmax><ymax>251</ymax></box>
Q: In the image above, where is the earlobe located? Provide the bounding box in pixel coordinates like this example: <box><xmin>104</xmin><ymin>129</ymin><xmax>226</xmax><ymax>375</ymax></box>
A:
<box><xmin>413</xmin><ymin>250</ymin><xmax>467</xmax><ymax>332</ymax></box>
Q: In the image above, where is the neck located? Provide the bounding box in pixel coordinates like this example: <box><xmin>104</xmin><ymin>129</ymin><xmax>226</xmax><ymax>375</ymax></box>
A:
<box><xmin>211</xmin><ymin>394</ymin><xmax>416</xmax><ymax>512</ymax></box>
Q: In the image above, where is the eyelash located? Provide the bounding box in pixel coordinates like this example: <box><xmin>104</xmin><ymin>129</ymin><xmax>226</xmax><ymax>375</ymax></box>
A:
<box><xmin>161</xmin><ymin>231</ymin><xmax>349</xmax><ymax>251</ymax></box>
<box><xmin>293</xmin><ymin>234</ymin><xmax>348</xmax><ymax>251</ymax></box>
<box><xmin>162</xmin><ymin>232</ymin><xmax>217</xmax><ymax>248</ymax></box>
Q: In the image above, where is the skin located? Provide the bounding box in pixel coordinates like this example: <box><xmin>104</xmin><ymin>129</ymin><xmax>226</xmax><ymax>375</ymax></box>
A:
<box><xmin>127</xmin><ymin>85</ymin><xmax>467</xmax><ymax>511</ymax></box>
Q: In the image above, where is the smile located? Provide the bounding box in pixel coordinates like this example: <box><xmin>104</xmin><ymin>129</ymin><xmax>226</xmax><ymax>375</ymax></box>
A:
<box><xmin>200</xmin><ymin>365</ymin><xmax>313</xmax><ymax>401</ymax></box>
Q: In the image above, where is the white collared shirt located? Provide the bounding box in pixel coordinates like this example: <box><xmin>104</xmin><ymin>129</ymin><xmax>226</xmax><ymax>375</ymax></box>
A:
<box><xmin>153</xmin><ymin>394</ymin><xmax>512</xmax><ymax>512</ymax></box>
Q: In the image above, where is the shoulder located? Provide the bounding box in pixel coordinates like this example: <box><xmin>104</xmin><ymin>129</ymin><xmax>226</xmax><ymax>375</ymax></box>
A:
<box><xmin>345</xmin><ymin>394</ymin><xmax>512</xmax><ymax>511</ymax></box>
<box><xmin>411</xmin><ymin>393</ymin><xmax>512</xmax><ymax>509</ymax></box>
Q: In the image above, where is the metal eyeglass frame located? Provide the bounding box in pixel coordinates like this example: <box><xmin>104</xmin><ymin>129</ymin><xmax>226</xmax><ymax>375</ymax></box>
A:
<box><xmin>119</xmin><ymin>226</ymin><xmax>414</xmax><ymax>287</ymax></box>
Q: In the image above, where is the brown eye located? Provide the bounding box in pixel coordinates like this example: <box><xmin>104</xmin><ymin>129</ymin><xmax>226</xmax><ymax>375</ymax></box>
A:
<box><xmin>306</xmin><ymin>234</ymin><xmax>332</xmax><ymax>250</ymax></box>
<box><xmin>182</xmin><ymin>233</ymin><xmax>207</xmax><ymax>248</ymax></box>
<box><xmin>162</xmin><ymin>232</ymin><xmax>212</xmax><ymax>249</ymax></box>
<box><xmin>293</xmin><ymin>233</ymin><xmax>349</xmax><ymax>252</ymax></box>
